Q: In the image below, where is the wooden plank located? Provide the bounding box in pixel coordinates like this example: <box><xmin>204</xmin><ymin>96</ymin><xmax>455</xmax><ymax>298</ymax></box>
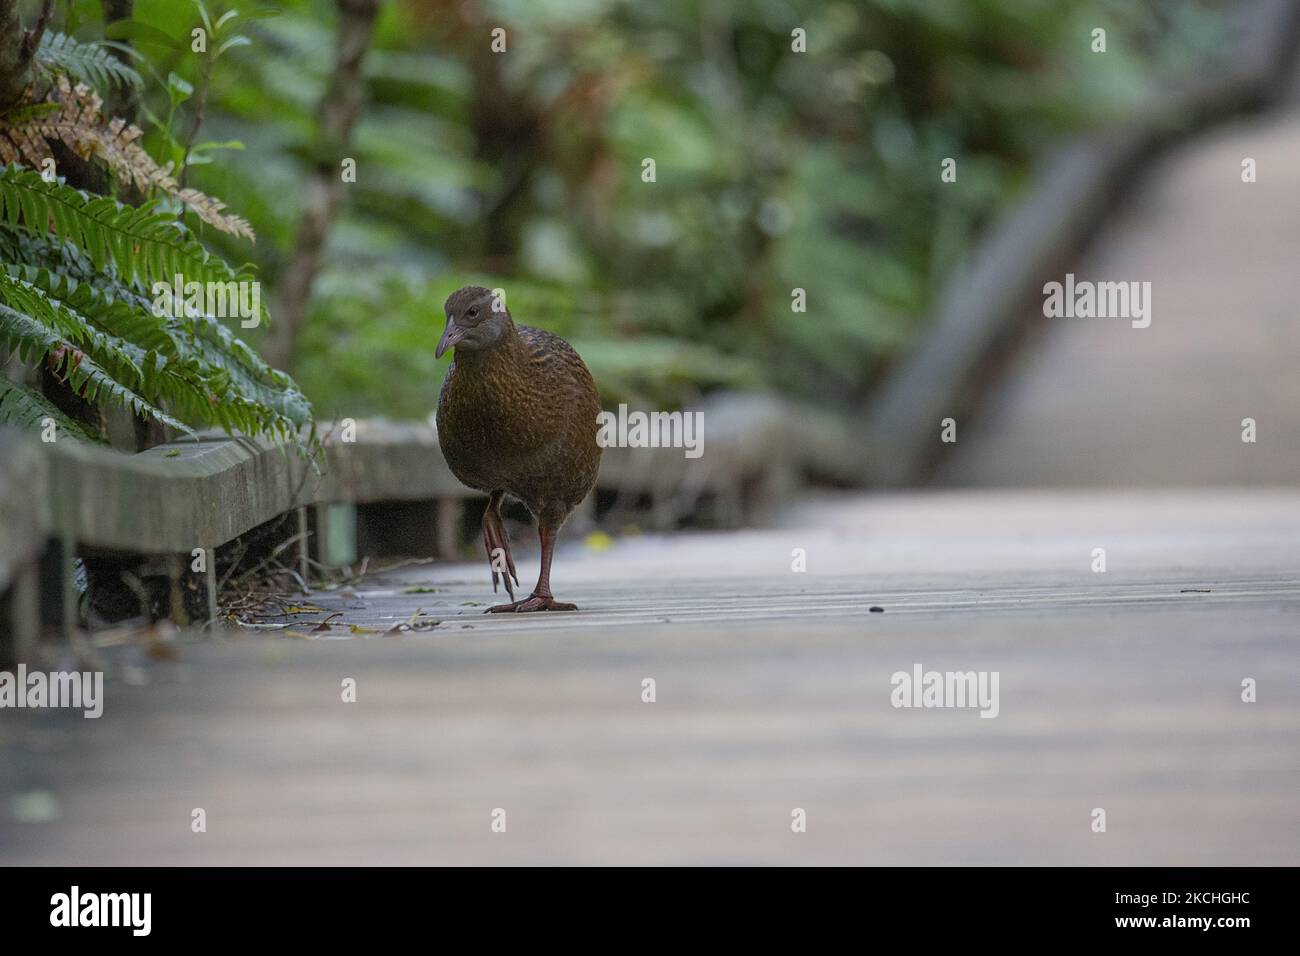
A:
<box><xmin>44</xmin><ymin>435</ymin><xmax>311</xmax><ymax>553</ymax></box>
<box><xmin>0</xmin><ymin>428</ymin><xmax>48</xmax><ymax>589</ymax></box>
<box><xmin>17</xmin><ymin>392</ymin><xmax>855</xmax><ymax>568</ymax></box>
<box><xmin>314</xmin><ymin>420</ymin><xmax>467</xmax><ymax>504</ymax></box>
<box><xmin>597</xmin><ymin>393</ymin><xmax>861</xmax><ymax>526</ymax></box>
<box><xmin>0</xmin><ymin>489</ymin><xmax>1295</xmax><ymax>865</ymax></box>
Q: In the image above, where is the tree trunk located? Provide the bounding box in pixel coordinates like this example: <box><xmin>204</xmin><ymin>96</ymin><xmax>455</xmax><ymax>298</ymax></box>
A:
<box><xmin>261</xmin><ymin>0</ymin><xmax>382</xmax><ymax>371</ymax></box>
<box><xmin>101</xmin><ymin>0</ymin><xmax>143</xmax><ymax>127</ymax></box>
<box><xmin>0</xmin><ymin>0</ymin><xmax>53</xmax><ymax>111</ymax></box>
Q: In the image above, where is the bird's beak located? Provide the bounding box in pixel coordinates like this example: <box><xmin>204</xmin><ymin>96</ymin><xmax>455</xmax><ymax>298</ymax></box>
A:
<box><xmin>436</xmin><ymin>318</ymin><xmax>466</xmax><ymax>359</ymax></box>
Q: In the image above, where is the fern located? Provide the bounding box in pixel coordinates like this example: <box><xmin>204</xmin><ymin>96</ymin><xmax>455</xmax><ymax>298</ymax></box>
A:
<box><xmin>0</xmin><ymin>377</ymin><xmax>102</xmax><ymax>442</ymax></box>
<box><xmin>0</xmin><ymin>78</ymin><xmax>316</xmax><ymax>453</ymax></box>
<box><xmin>0</xmin><ymin>79</ymin><xmax>254</xmax><ymax>240</ymax></box>
<box><xmin>36</xmin><ymin>32</ymin><xmax>144</xmax><ymax>95</ymax></box>
<box><xmin>0</xmin><ymin>230</ymin><xmax>313</xmax><ymax>445</ymax></box>
<box><xmin>0</xmin><ymin>165</ymin><xmax>265</xmax><ymax>322</ymax></box>
<box><xmin>0</xmin><ymin>280</ymin><xmax>195</xmax><ymax>436</ymax></box>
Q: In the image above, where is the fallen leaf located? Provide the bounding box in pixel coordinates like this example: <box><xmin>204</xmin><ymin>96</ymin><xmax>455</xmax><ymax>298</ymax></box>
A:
<box><xmin>584</xmin><ymin>530</ymin><xmax>613</xmax><ymax>552</ymax></box>
<box><xmin>386</xmin><ymin>608</ymin><xmax>441</xmax><ymax>633</ymax></box>
<box><xmin>283</xmin><ymin>604</ymin><xmax>324</xmax><ymax>615</ymax></box>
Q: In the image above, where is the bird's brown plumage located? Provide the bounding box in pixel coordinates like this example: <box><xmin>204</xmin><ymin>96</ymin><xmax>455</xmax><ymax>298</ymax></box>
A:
<box><xmin>437</xmin><ymin>323</ymin><xmax>601</xmax><ymax>524</ymax></box>
<box><xmin>435</xmin><ymin>286</ymin><xmax>601</xmax><ymax>610</ymax></box>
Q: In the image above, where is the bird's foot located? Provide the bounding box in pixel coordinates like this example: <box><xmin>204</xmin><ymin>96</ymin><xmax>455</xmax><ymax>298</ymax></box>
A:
<box><xmin>487</xmin><ymin>593</ymin><xmax>578</xmax><ymax>613</ymax></box>
<box><xmin>481</xmin><ymin>508</ymin><xmax>518</xmax><ymax>599</ymax></box>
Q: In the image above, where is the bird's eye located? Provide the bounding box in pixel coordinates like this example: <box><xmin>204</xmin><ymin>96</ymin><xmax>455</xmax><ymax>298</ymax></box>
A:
<box><xmin>468</xmin><ymin>307</ymin><xmax>479</xmax><ymax>318</ymax></box>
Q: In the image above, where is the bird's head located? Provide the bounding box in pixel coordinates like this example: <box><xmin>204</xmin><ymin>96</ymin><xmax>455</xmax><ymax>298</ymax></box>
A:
<box><xmin>437</xmin><ymin>285</ymin><xmax>513</xmax><ymax>359</ymax></box>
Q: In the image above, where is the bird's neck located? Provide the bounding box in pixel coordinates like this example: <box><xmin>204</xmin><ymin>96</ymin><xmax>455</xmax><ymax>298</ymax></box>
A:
<box><xmin>454</xmin><ymin>322</ymin><xmax>524</xmax><ymax>374</ymax></box>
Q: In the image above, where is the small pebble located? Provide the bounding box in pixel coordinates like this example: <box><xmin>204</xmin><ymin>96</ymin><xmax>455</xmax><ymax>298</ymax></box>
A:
<box><xmin>869</xmin><ymin>606</ymin><xmax>884</xmax><ymax>613</ymax></box>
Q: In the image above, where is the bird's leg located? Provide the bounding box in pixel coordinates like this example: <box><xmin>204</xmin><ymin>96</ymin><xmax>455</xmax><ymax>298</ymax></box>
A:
<box><xmin>488</xmin><ymin>522</ymin><xmax>577</xmax><ymax>612</ymax></box>
<box><xmin>481</xmin><ymin>491</ymin><xmax>518</xmax><ymax>600</ymax></box>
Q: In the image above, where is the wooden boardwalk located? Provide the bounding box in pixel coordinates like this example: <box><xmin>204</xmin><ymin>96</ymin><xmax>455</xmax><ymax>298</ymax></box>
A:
<box><xmin>944</xmin><ymin>100</ymin><xmax>1300</xmax><ymax>486</ymax></box>
<box><xmin>2</xmin><ymin>489</ymin><xmax>1298</xmax><ymax>865</ymax></box>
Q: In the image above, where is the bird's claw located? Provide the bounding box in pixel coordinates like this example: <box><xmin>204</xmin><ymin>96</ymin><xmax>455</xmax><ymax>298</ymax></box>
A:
<box><xmin>482</xmin><ymin>508</ymin><xmax>519</xmax><ymax>600</ymax></box>
<box><xmin>487</xmin><ymin>594</ymin><xmax>578</xmax><ymax>613</ymax></box>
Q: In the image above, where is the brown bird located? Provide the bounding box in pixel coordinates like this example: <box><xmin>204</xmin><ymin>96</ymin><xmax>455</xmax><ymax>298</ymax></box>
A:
<box><xmin>435</xmin><ymin>286</ymin><xmax>602</xmax><ymax>612</ymax></box>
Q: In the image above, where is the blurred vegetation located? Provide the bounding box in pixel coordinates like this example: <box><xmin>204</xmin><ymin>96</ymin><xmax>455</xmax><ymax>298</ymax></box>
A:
<box><xmin>16</xmin><ymin>0</ymin><xmax>1235</xmax><ymax>428</ymax></box>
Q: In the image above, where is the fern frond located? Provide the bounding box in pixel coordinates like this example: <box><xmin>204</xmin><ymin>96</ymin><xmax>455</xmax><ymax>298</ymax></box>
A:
<box><xmin>0</xmin><ymin>377</ymin><xmax>101</xmax><ymax>442</ymax></box>
<box><xmin>36</xmin><ymin>32</ymin><xmax>143</xmax><ymax>95</ymax></box>
<box><xmin>0</xmin><ymin>220</ymin><xmax>313</xmax><ymax>450</ymax></box>
<box><xmin>0</xmin><ymin>80</ymin><xmax>254</xmax><ymax>241</ymax></box>
<box><xmin>102</xmin><ymin>114</ymin><xmax>255</xmax><ymax>242</ymax></box>
<box><xmin>0</xmin><ymin>255</ymin><xmax>310</xmax><ymax>443</ymax></box>
<box><xmin>0</xmin><ymin>166</ymin><xmax>265</xmax><ymax>321</ymax></box>
<box><xmin>185</xmin><ymin>316</ymin><xmax>313</xmax><ymax>427</ymax></box>
<box><xmin>0</xmin><ymin>78</ymin><xmax>100</xmax><ymax>167</ymax></box>
<box><xmin>2</xmin><ymin>227</ymin><xmax>305</xmax><ymax>427</ymax></box>
<box><xmin>0</xmin><ymin>281</ymin><xmax>195</xmax><ymax>436</ymax></box>
<box><xmin>3</xmin><ymin>261</ymin><xmax>182</xmax><ymax>356</ymax></box>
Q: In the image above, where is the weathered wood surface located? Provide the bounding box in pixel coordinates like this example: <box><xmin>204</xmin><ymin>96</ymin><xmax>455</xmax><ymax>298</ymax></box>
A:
<box><xmin>315</xmin><ymin>420</ymin><xmax>465</xmax><ymax>504</ymax></box>
<box><xmin>1</xmin><ymin>489</ymin><xmax>1296</xmax><ymax>865</ymax></box>
<box><xmin>0</xmin><ymin>396</ymin><xmax>859</xmax><ymax>642</ymax></box>
<box><xmin>0</xmin><ymin>428</ymin><xmax>46</xmax><ymax>657</ymax></box>
<box><xmin>596</xmin><ymin>392</ymin><xmax>861</xmax><ymax>529</ymax></box>
<box><xmin>314</xmin><ymin>397</ymin><xmax>861</xmax><ymax>519</ymax></box>
<box><xmin>0</xmin><ymin>428</ymin><xmax>47</xmax><ymax>587</ymax></box>
<box><xmin>5</xmin><ymin>394</ymin><xmax>860</xmax><ymax>565</ymax></box>
<box><xmin>43</xmin><ymin>434</ymin><xmax>312</xmax><ymax>553</ymax></box>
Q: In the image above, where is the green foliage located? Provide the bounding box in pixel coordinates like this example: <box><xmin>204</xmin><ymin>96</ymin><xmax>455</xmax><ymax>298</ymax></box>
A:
<box><xmin>0</xmin><ymin>167</ymin><xmax>260</xmax><ymax>301</ymax></box>
<box><xmin>0</xmin><ymin>165</ymin><xmax>310</xmax><ymax>446</ymax></box>
<box><xmin>214</xmin><ymin>0</ymin><xmax>1226</xmax><ymax>415</ymax></box>
<box><xmin>65</xmin><ymin>0</ymin><xmax>1229</xmax><ymax>418</ymax></box>
<box><xmin>0</xmin><ymin>289</ymin><xmax>193</xmax><ymax>434</ymax></box>
<box><xmin>0</xmin><ymin>2</ymin><xmax>317</xmax><ymax>450</ymax></box>
<box><xmin>35</xmin><ymin>31</ymin><xmax>144</xmax><ymax>94</ymax></box>
<box><xmin>0</xmin><ymin>211</ymin><xmax>311</xmax><ymax>442</ymax></box>
<box><xmin>0</xmin><ymin>376</ymin><xmax>101</xmax><ymax>442</ymax></box>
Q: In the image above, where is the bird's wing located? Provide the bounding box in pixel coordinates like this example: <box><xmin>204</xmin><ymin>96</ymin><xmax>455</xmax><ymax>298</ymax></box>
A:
<box><xmin>517</xmin><ymin>325</ymin><xmax>595</xmax><ymax>384</ymax></box>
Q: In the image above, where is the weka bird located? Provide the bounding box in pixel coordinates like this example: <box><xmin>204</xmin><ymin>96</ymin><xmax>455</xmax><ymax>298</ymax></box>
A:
<box><xmin>435</xmin><ymin>286</ymin><xmax>602</xmax><ymax>612</ymax></box>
